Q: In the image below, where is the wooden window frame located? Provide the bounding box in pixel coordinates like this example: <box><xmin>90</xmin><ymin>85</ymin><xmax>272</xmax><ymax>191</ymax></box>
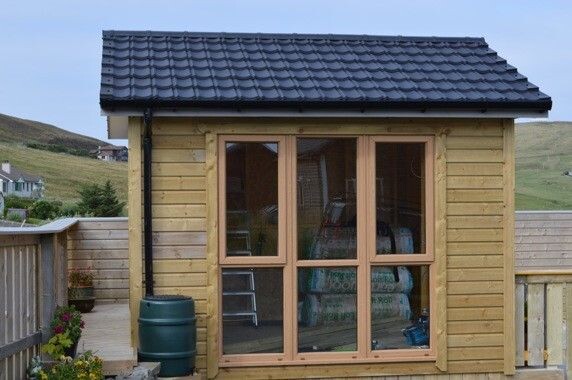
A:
<box><xmin>218</xmin><ymin>134</ymin><xmax>436</xmax><ymax>367</ymax></box>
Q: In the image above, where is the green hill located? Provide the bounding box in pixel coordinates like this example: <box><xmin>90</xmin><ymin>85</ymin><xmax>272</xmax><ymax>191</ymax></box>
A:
<box><xmin>516</xmin><ymin>121</ymin><xmax>572</xmax><ymax>210</ymax></box>
<box><xmin>0</xmin><ymin>113</ymin><xmax>107</xmax><ymax>154</ymax></box>
<box><xmin>0</xmin><ymin>113</ymin><xmax>126</xmax><ymax>203</ymax></box>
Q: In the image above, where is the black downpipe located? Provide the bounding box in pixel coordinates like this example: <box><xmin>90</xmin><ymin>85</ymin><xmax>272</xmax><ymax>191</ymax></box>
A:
<box><xmin>143</xmin><ymin>108</ymin><xmax>154</xmax><ymax>297</ymax></box>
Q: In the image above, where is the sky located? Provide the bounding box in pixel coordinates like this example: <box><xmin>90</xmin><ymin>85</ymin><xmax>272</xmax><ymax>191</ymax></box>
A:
<box><xmin>0</xmin><ymin>0</ymin><xmax>571</xmax><ymax>143</ymax></box>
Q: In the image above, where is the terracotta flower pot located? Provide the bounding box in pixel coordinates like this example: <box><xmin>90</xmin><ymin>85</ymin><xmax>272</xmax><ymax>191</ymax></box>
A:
<box><xmin>68</xmin><ymin>286</ymin><xmax>95</xmax><ymax>313</ymax></box>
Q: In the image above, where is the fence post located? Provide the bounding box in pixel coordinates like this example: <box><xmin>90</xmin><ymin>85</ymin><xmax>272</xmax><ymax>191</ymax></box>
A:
<box><xmin>39</xmin><ymin>235</ymin><xmax>55</xmax><ymax>343</ymax></box>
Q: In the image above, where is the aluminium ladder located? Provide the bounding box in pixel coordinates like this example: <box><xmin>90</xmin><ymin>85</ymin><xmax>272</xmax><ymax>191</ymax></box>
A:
<box><xmin>222</xmin><ymin>210</ymin><xmax>259</xmax><ymax>326</ymax></box>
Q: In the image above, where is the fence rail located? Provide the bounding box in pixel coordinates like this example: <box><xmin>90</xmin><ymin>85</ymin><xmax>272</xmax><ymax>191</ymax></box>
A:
<box><xmin>0</xmin><ymin>221</ymin><xmax>72</xmax><ymax>379</ymax></box>
<box><xmin>515</xmin><ymin>272</ymin><xmax>572</xmax><ymax>378</ymax></box>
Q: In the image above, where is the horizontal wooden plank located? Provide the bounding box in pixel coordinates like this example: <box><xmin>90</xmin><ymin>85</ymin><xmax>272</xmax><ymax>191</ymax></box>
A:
<box><xmin>447</xmin><ymin>242</ymin><xmax>503</xmax><ymax>255</ymax></box>
<box><xmin>447</xmin><ymin>189</ymin><xmax>503</xmax><ymax>203</ymax></box>
<box><xmin>68</xmin><ymin>239</ymin><xmax>128</xmax><ymax>250</ymax></box>
<box><xmin>447</xmin><ymin>149</ymin><xmax>503</xmax><ymax>163</ymax></box>
<box><xmin>447</xmin><ymin>255</ymin><xmax>503</xmax><ymax>268</ymax></box>
<box><xmin>516</xmin><ymin>227</ymin><xmax>572</xmax><ymax>236</ymax></box>
<box><xmin>447</xmin><ymin>176</ymin><xmax>503</xmax><ymax>189</ymax></box>
<box><xmin>152</xmin><ymin>246</ymin><xmax>206</xmax><ymax>259</ymax></box>
<box><xmin>447</xmin><ymin>203</ymin><xmax>504</xmax><ymax>216</ymax></box>
<box><xmin>448</xmin><ymin>346</ymin><xmax>504</xmax><ymax>361</ymax></box>
<box><xmin>151</xmin><ymin>218</ymin><xmax>206</xmax><ymax>232</ymax></box>
<box><xmin>152</xmin><ymin>205</ymin><xmax>206</xmax><ymax>218</ymax></box>
<box><xmin>151</xmin><ymin>190</ymin><xmax>206</xmax><ymax>205</ymax></box>
<box><xmin>67</xmin><ymin>250</ymin><xmax>127</xmax><ymax>259</ymax></box>
<box><xmin>447</xmin><ymin>294</ymin><xmax>504</xmax><ymax>308</ymax></box>
<box><xmin>447</xmin><ymin>268</ymin><xmax>503</xmax><ymax>281</ymax></box>
<box><xmin>72</xmin><ymin>220</ymin><xmax>128</xmax><ymax>230</ymax></box>
<box><xmin>447</xmin><ymin>360</ymin><xmax>504</xmax><ymax>373</ymax></box>
<box><xmin>151</xmin><ymin>231</ymin><xmax>206</xmax><ymax>246</ymax></box>
<box><xmin>447</xmin><ymin>229</ymin><xmax>503</xmax><ymax>242</ymax></box>
<box><xmin>153</xmin><ymin>135</ymin><xmax>205</xmax><ymax>148</ymax></box>
<box><xmin>68</xmin><ymin>259</ymin><xmax>128</xmax><ymax>270</ymax></box>
<box><xmin>447</xmin><ymin>333</ymin><xmax>503</xmax><ymax>347</ymax></box>
<box><xmin>515</xmin><ymin>251</ymin><xmax>572</xmax><ymax>259</ymax></box>
<box><xmin>151</xmin><ymin>149</ymin><xmax>205</xmax><ymax>163</ymax></box>
<box><xmin>152</xmin><ymin>177</ymin><xmax>206</xmax><ymax>191</ymax></box>
<box><xmin>515</xmin><ymin>243</ymin><xmax>572</xmax><ymax>252</ymax></box>
<box><xmin>448</xmin><ymin>307</ymin><xmax>503</xmax><ymax>321</ymax></box>
<box><xmin>93</xmin><ymin>279</ymin><xmax>128</xmax><ymax>288</ymax></box>
<box><xmin>516</xmin><ymin>212</ymin><xmax>572</xmax><ymax>221</ymax></box>
<box><xmin>448</xmin><ymin>216</ymin><xmax>503</xmax><ymax>229</ymax></box>
<box><xmin>446</xmin><ymin>136</ymin><xmax>503</xmax><ymax>149</ymax></box>
<box><xmin>152</xmin><ymin>259</ymin><xmax>207</xmax><ymax>274</ymax></box>
<box><xmin>448</xmin><ymin>320</ymin><xmax>503</xmax><ymax>334</ymax></box>
<box><xmin>517</xmin><ymin>220</ymin><xmax>572</xmax><ymax>228</ymax></box>
<box><xmin>447</xmin><ymin>124</ymin><xmax>503</xmax><ymax>136</ymax></box>
<box><xmin>68</xmin><ymin>230</ymin><xmax>128</xmax><ymax>241</ymax></box>
<box><xmin>447</xmin><ymin>163</ymin><xmax>503</xmax><ymax>176</ymax></box>
<box><xmin>152</xmin><ymin>163</ymin><xmax>205</xmax><ymax>176</ymax></box>
<box><xmin>447</xmin><ymin>281</ymin><xmax>503</xmax><ymax>295</ymax></box>
<box><xmin>154</xmin><ymin>273</ymin><xmax>207</xmax><ymax>287</ymax></box>
<box><xmin>516</xmin><ymin>235</ymin><xmax>572</xmax><ymax>244</ymax></box>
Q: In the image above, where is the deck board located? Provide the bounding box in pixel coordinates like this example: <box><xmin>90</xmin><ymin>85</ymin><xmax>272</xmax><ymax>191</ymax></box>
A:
<box><xmin>78</xmin><ymin>303</ymin><xmax>135</xmax><ymax>375</ymax></box>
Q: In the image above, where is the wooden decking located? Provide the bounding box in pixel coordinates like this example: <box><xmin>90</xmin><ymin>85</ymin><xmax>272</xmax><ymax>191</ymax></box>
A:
<box><xmin>78</xmin><ymin>303</ymin><xmax>135</xmax><ymax>376</ymax></box>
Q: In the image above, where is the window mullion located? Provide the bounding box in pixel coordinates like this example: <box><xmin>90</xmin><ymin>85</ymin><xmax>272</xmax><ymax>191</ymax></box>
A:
<box><xmin>357</xmin><ymin>135</ymin><xmax>369</xmax><ymax>358</ymax></box>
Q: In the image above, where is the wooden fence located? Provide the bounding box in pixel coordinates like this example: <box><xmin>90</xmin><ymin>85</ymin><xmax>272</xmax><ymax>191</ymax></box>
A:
<box><xmin>0</xmin><ymin>220</ymin><xmax>73</xmax><ymax>380</ymax></box>
<box><xmin>516</xmin><ymin>211</ymin><xmax>572</xmax><ymax>271</ymax></box>
<box><xmin>67</xmin><ymin>218</ymin><xmax>129</xmax><ymax>303</ymax></box>
<box><xmin>515</xmin><ymin>272</ymin><xmax>572</xmax><ymax>378</ymax></box>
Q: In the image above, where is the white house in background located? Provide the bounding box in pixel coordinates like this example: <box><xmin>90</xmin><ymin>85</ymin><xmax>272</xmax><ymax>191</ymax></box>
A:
<box><xmin>0</xmin><ymin>161</ymin><xmax>44</xmax><ymax>198</ymax></box>
<box><xmin>92</xmin><ymin>145</ymin><xmax>128</xmax><ymax>161</ymax></box>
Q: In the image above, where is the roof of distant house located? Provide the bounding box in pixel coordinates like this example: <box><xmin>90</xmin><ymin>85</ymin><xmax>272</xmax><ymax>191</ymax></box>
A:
<box><xmin>0</xmin><ymin>165</ymin><xmax>42</xmax><ymax>182</ymax></box>
<box><xmin>100</xmin><ymin>31</ymin><xmax>551</xmax><ymax>116</ymax></box>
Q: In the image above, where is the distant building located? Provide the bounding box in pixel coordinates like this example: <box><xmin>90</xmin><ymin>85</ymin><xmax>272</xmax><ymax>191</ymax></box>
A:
<box><xmin>92</xmin><ymin>145</ymin><xmax>128</xmax><ymax>161</ymax></box>
<box><xmin>0</xmin><ymin>161</ymin><xmax>44</xmax><ymax>198</ymax></box>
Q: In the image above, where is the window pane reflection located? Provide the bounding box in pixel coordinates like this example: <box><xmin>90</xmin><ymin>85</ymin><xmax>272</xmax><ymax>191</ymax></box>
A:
<box><xmin>222</xmin><ymin>268</ymin><xmax>283</xmax><ymax>354</ymax></box>
<box><xmin>226</xmin><ymin>142</ymin><xmax>279</xmax><ymax>257</ymax></box>
<box><xmin>298</xmin><ymin>267</ymin><xmax>357</xmax><ymax>352</ymax></box>
<box><xmin>375</xmin><ymin>143</ymin><xmax>425</xmax><ymax>254</ymax></box>
<box><xmin>297</xmin><ymin>138</ymin><xmax>357</xmax><ymax>260</ymax></box>
<box><xmin>370</xmin><ymin>266</ymin><xmax>430</xmax><ymax>350</ymax></box>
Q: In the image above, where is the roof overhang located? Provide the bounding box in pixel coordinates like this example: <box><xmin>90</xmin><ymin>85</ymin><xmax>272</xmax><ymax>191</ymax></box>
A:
<box><xmin>104</xmin><ymin>103</ymin><xmax>549</xmax><ymax>139</ymax></box>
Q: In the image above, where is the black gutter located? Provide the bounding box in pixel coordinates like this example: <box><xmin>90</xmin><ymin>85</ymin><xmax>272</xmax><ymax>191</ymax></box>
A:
<box><xmin>100</xmin><ymin>98</ymin><xmax>552</xmax><ymax>114</ymax></box>
<box><xmin>143</xmin><ymin>108</ymin><xmax>154</xmax><ymax>297</ymax></box>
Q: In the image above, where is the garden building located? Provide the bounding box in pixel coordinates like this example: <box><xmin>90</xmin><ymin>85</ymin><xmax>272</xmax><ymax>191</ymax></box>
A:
<box><xmin>100</xmin><ymin>31</ymin><xmax>551</xmax><ymax>379</ymax></box>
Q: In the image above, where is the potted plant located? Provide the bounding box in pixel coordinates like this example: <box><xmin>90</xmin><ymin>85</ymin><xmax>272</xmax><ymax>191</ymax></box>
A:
<box><xmin>43</xmin><ymin>305</ymin><xmax>85</xmax><ymax>359</ymax></box>
<box><xmin>68</xmin><ymin>269</ymin><xmax>95</xmax><ymax>313</ymax></box>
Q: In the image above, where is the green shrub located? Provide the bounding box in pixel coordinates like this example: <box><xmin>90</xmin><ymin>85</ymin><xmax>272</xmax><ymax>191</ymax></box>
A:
<box><xmin>58</xmin><ymin>203</ymin><xmax>80</xmax><ymax>217</ymax></box>
<box><xmin>77</xmin><ymin>180</ymin><xmax>125</xmax><ymax>217</ymax></box>
<box><xmin>29</xmin><ymin>200</ymin><xmax>62</xmax><ymax>220</ymax></box>
<box><xmin>6</xmin><ymin>212</ymin><xmax>23</xmax><ymax>222</ymax></box>
<box><xmin>4</xmin><ymin>195</ymin><xmax>34</xmax><ymax>210</ymax></box>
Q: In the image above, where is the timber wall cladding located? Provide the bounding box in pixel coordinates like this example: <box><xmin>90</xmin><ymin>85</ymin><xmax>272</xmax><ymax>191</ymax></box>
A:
<box><xmin>143</xmin><ymin>118</ymin><xmax>509</xmax><ymax>375</ymax></box>
<box><xmin>515</xmin><ymin>211</ymin><xmax>572</xmax><ymax>271</ymax></box>
<box><xmin>67</xmin><ymin>218</ymin><xmax>129</xmax><ymax>302</ymax></box>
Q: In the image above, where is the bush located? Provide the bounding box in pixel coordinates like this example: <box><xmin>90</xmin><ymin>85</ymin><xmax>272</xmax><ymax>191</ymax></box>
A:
<box><xmin>58</xmin><ymin>203</ymin><xmax>80</xmax><ymax>217</ymax></box>
<box><xmin>6</xmin><ymin>212</ymin><xmax>23</xmax><ymax>222</ymax></box>
<box><xmin>29</xmin><ymin>200</ymin><xmax>62</xmax><ymax>220</ymax></box>
<box><xmin>77</xmin><ymin>180</ymin><xmax>125</xmax><ymax>217</ymax></box>
<box><xmin>4</xmin><ymin>195</ymin><xmax>34</xmax><ymax>210</ymax></box>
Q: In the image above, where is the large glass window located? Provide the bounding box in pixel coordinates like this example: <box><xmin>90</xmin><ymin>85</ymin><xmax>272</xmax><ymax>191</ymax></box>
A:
<box><xmin>219</xmin><ymin>135</ymin><xmax>434</xmax><ymax>366</ymax></box>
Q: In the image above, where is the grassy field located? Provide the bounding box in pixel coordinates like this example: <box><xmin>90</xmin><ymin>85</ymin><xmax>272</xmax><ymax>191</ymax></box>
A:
<box><xmin>516</xmin><ymin>121</ymin><xmax>572</xmax><ymax>210</ymax></box>
<box><xmin>0</xmin><ymin>142</ymin><xmax>127</xmax><ymax>204</ymax></box>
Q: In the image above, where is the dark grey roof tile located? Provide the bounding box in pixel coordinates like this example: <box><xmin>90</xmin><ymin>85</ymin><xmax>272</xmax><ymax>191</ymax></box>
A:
<box><xmin>100</xmin><ymin>31</ymin><xmax>551</xmax><ymax>112</ymax></box>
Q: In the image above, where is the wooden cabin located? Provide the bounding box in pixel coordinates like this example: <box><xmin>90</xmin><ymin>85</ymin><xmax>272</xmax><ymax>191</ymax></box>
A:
<box><xmin>100</xmin><ymin>31</ymin><xmax>551</xmax><ymax>379</ymax></box>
